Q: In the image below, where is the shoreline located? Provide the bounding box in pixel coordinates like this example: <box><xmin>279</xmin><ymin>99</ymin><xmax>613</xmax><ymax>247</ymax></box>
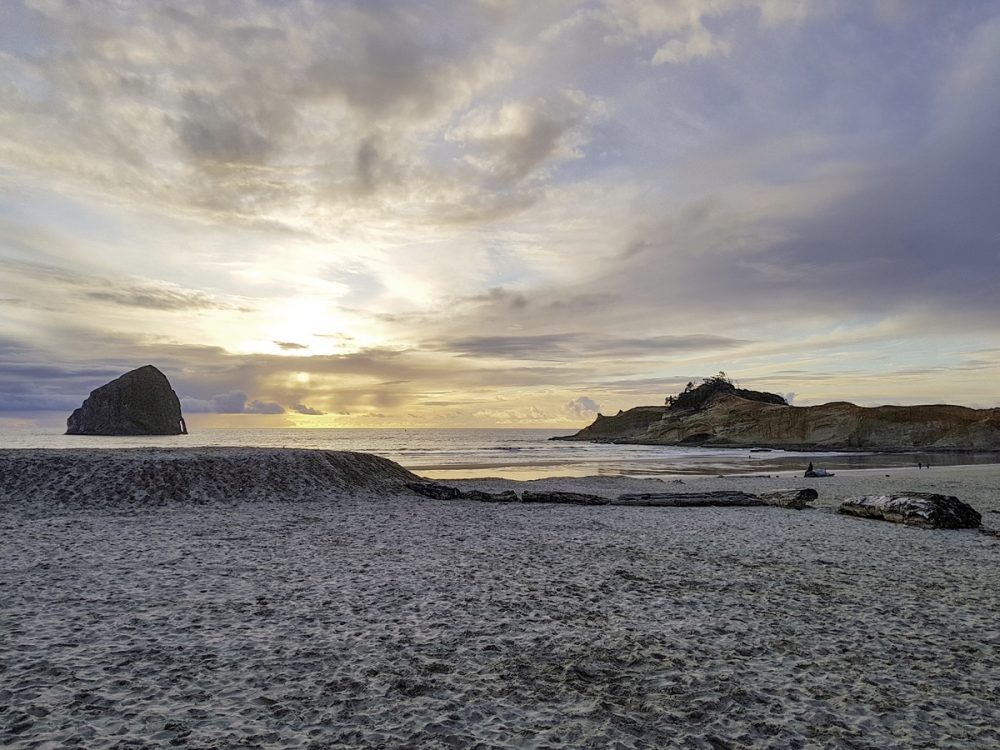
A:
<box><xmin>414</xmin><ymin>453</ymin><xmax>1000</xmax><ymax>481</ymax></box>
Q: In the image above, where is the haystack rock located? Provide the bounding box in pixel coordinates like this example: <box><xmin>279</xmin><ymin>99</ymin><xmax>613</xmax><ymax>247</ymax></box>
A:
<box><xmin>66</xmin><ymin>365</ymin><xmax>188</xmax><ymax>436</ymax></box>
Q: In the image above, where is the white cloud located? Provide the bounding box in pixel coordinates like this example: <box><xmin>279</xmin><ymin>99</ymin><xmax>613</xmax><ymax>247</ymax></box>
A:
<box><xmin>602</xmin><ymin>0</ymin><xmax>823</xmax><ymax>65</ymax></box>
<box><xmin>652</xmin><ymin>26</ymin><xmax>730</xmax><ymax>64</ymax></box>
<box><xmin>448</xmin><ymin>90</ymin><xmax>601</xmax><ymax>182</ymax></box>
<box><xmin>565</xmin><ymin>396</ymin><xmax>601</xmax><ymax>419</ymax></box>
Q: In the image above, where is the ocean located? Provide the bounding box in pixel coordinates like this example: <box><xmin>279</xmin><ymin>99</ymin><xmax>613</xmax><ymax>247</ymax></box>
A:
<box><xmin>3</xmin><ymin>427</ymin><xmax>998</xmax><ymax>479</ymax></box>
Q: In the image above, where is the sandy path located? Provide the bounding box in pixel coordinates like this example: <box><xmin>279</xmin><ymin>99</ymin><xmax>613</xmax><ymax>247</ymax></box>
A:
<box><xmin>3</xmin><ymin>476</ymin><xmax>999</xmax><ymax>748</ymax></box>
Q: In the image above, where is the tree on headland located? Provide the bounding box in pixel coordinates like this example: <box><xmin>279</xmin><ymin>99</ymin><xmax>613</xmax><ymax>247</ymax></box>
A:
<box><xmin>665</xmin><ymin>372</ymin><xmax>787</xmax><ymax>411</ymax></box>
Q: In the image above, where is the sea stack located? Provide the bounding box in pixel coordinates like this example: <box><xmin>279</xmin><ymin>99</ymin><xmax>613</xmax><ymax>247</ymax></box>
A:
<box><xmin>66</xmin><ymin>365</ymin><xmax>188</xmax><ymax>436</ymax></box>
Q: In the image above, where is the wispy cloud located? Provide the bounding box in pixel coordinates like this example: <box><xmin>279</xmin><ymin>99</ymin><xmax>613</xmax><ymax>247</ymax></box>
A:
<box><xmin>1</xmin><ymin>258</ymin><xmax>250</xmax><ymax>312</ymax></box>
<box><xmin>180</xmin><ymin>392</ymin><xmax>284</xmax><ymax>415</ymax></box>
<box><xmin>291</xmin><ymin>403</ymin><xmax>324</xmax><ymax>416</ymax></box>
<box><xmin>427</xmin><ymin>333</ymin><xmax>748</xmax><ymax>361</ymax></box>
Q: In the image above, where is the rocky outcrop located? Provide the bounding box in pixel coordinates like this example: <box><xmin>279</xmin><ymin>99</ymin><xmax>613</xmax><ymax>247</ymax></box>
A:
<box><xmin>838</xmin><ymin>493</ymin><xmax>981</xmax><ymax>529</ymax></box>
<box><xmin>556</xmin><ymin>393</ymin><xmax>1000</xmax><ymax>451</ymax></box>
<box><xmin>562</xmin><ymin>406</ymin><xmax>668</xmax><ymax>442</ymax></box>
<box><xmin>66</xmin><ymin>365</ymin><xmax>187</xmax><ymax>436</ymax></box>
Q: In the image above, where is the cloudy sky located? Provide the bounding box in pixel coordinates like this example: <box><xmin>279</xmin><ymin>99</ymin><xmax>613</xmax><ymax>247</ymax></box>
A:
<box><xmin>1</xmin><ymin>0</ymin><xmax>998</xmax><ymax>429</ymax></box>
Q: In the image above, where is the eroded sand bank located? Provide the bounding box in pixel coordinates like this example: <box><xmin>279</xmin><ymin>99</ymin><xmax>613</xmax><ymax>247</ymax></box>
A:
<box><xmin>2</xmin><ymin>451</ymin><xmax>998</xmax><ymax>748</ymax></box>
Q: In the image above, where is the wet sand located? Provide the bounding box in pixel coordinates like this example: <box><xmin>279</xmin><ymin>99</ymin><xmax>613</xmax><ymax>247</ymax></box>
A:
<box><xmin>2</xmin><ymin>451</ymin><xmax>999</xmax><ymax>748</ymax></box>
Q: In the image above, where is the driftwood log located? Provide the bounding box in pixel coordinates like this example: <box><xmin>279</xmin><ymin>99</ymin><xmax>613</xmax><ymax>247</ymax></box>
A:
<box><xmin>461</xmin><ymin>490</ymin><xmax>520</xmax><ymax>503</ymax></box>
<box><xmin>522</xmin><ymin>491</ymin><xmax>609</xmax><ymax>505</ymax></box>
<box><xmin>614</xmin><ymin>491</ymin><xmax>762</xmax><ymax>507</ymax></box>
<box><xmin>408</xmin><ymin>483</ymin><xmax>793</xmax><ymax>508</ymax></box>
<box><xmin>406</xmin><ymin>482</ymin><xmax>462</xmax><ymax>500</ymax></box>
<box><xmin>838</xmin><ymin>493</ymin><xmax>981</xmax><ymax>529</ymax></box>
<box><xmin>757</xmin><ymin>488</ymin><xmax>818</xmax><ymax>509</ymax></box>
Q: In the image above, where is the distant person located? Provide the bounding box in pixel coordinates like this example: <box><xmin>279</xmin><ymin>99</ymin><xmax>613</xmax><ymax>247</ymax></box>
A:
<box><xmin>918</xmin><ymin>461</ymin><xmax>923</xmax><ymax>469</ymax></box>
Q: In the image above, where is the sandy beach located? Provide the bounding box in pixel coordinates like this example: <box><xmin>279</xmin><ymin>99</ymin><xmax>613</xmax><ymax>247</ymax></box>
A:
<box><xmin>2</xmin><ymin>450</ymin><xmax>999</xmax><ymax>748</ymax></box>
<box><xmin>7</xmin><ymin>0</ymin><xmax>1000</xmax><ymax>746</ymax></box>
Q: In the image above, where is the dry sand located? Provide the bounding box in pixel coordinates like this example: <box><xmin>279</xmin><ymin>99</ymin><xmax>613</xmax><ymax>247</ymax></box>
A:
<box><xmin>1</xmin><ymin>450</ymin><xmax>999</xmax><ymax>748</ymax></box>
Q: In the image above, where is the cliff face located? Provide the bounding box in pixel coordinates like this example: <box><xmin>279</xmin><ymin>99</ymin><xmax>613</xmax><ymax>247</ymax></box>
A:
<box><xmin>66</xmin><ymin>365</ymin><xmax>188</xmax><ymax>436</ymax></box>
<box><xmin>559</xmin><ymin>393</ymin><xmax>1000</xmax><ymax>451</ymax></box>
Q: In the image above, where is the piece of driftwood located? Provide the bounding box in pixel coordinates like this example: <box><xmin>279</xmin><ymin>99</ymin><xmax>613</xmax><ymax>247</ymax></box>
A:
<box><xmin>406</xmin><ymin>482</ymin><xmax>463</xmax><ymax>500</ymax></box>
<box><xmin>521</xmin><ymin>491</ymin><xmax>609</xmax><ymax>505</ymax></box>
<box><xmin>839</xmin><ymin>493</ymin><xmax>981</xmax><ymax>529</ymax></box>
<box><xmin>757</xmin><ymin>488</ymin><xmax>818</xmax><ymax>509</ymax></box>
<box><xmin>461</xmin><ymin>490</ymin><xmax>520</xmax><ymax>503</ymax></box>
<box><xmin>408</xmin><ymin>483</ymin><xmax>816</xmax><ymax>510</ymax></box>
<box><xmin>614</xmin><ymin>491</ymin><xmax>763</xmax><ymax>507</ymax></box>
